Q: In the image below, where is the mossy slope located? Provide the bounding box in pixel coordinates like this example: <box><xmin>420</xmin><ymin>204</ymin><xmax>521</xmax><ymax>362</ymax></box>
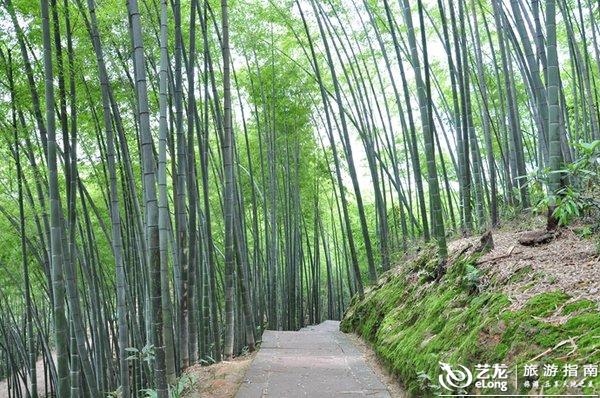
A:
<box><xmin>341</xmin><ymin>248</ymin><xmax>600</xmax><ymax>396</ymax></box>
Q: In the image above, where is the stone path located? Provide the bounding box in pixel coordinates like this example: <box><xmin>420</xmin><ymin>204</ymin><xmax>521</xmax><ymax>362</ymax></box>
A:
<box><xmin>236</xmin><ymin>320</ymin><xmax>391</xmax><ymax>397</ymax></box>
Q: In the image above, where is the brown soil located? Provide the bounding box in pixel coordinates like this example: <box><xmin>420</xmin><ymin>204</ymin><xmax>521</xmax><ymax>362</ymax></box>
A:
<box><xmin>183</xmin><ymin>352</ymin><xmax>256</xmax><ymax>398</ymax></box>
<box><xmin>449</xmin><ymin>224</ymin><xmax>600</xmax><ymax>315</ymax></box>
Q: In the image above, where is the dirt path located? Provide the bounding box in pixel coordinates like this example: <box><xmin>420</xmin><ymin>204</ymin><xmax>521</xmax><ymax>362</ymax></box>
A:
<box><xmin>236</xmin><ymin>321</ymin><xmax>392</xmax><ymax>397</ymax></box>
<box><xmin>0</xmin><ymin>354</ymin><xmax>51</xmax><ymax>398</ymax></box>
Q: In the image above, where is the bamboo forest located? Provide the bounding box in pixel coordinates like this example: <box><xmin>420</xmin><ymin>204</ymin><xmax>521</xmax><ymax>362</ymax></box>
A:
<box><xmin>0</xmin><ymin>0</ymin><xmax>599</xmax><ymax>396</ymax></box>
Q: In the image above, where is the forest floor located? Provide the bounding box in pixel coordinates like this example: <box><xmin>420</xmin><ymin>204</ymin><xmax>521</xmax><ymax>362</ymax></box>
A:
<box><xmin>0</xmin><ymin>350</ymin><xmax>258</xmax><ymax>398</ymax></box>
<box><xmin>183</xmin><ymin>352</ymin><xmax>256</xmax><ymax>397</ymax></box>
<box><xmin>448</xmin><ymin>222</ymin><xmax>600</xmax><ymax>310</ymax></box>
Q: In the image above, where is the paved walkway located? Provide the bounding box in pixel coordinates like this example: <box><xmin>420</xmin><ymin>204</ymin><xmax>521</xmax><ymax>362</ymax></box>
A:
<box><xmin>236</xmin><ymin>320</ymin><xmax>391</xmax><ymax>397</ymax></box>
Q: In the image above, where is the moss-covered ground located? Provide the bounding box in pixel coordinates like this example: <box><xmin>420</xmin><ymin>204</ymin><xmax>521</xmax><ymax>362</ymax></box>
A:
<box><xmin>341</xmin><ymin>247</ymin><xmax>600</xmax><ymax>396</ymax></box>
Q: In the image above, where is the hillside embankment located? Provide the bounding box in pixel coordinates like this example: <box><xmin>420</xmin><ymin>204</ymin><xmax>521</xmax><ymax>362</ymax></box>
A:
<box><xmin>341</xmin><ymin>226</ymin><xmax>600</xmax><ymax>396</ymax></box>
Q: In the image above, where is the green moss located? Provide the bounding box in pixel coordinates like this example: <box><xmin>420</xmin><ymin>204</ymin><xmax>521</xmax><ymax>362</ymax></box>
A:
<box><xmin>342</xmin><ymin>250</ymin><xmax>600</xmax><ymax>396</ymax></box>
<box><xmin>562</xmin><ymin>299</ymin><xmax>597</xmax><ymax>315</ymax></box>
<box><xmin>522</xmin><ymin>291</ymin><xmax>570</xmax><ymax>317</ymax></box>
<box><xmin>507</xmin><ymin>264</ymin><xmax>533</xmax><ymax>283</ymax></box>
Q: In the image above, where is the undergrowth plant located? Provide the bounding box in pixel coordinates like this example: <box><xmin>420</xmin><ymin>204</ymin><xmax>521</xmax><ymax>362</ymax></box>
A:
<box><xmin>142</xmin><ymin>375</ymin><xmax>195</xmax><ymax>398</ymax></box>
<box><xmin>533</xmin><ymin>140</ymin><xmax>600</xmax><ymax>227</ymax></box>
